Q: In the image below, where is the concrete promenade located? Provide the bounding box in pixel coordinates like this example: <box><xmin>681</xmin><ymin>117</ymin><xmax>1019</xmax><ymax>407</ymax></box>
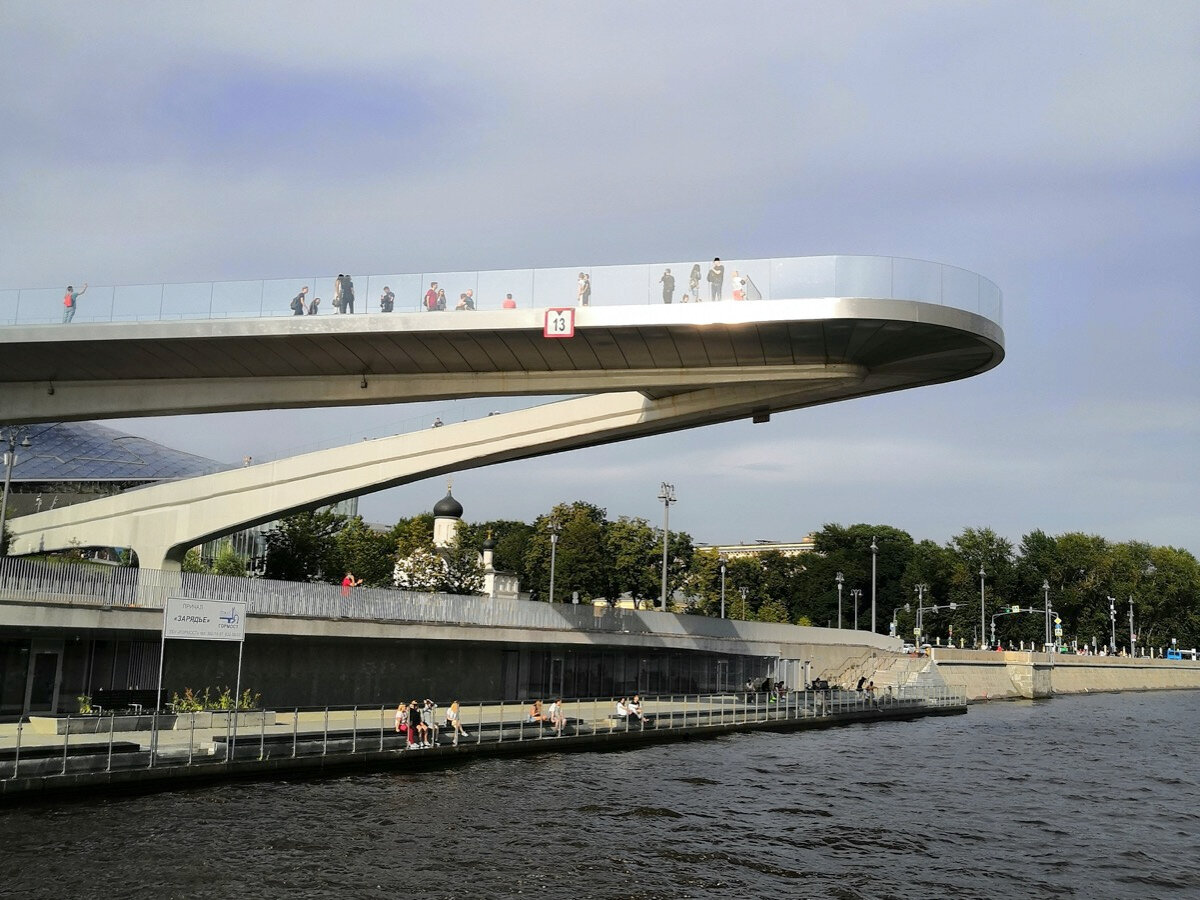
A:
<box><xmin>890</xmin><ymin>649</ymin><xmax>1200</xmax><ymax>701</ymax></box>
<box><xmin>0</xmin><ymin>690</ymin><xmax>964</xmax><ymax>802</ymax></box>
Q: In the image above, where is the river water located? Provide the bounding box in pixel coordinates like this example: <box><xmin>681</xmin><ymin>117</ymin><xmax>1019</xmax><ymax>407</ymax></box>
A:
<box><xmin>1</xmin><ymin>691</ymin><xmax>1197</xmax><ymax>899</ymax></box>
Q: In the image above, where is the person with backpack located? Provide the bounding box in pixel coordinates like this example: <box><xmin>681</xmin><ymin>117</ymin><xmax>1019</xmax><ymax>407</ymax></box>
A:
<box><xmin>379</xmin><ymin>285</ymin><xmax>395</xmax><ymax>313</ymax></box>
<box><xmin>707</xmin><ymin>258</ymin><xmax>725</xmax><ymax>302</ymax></box>
<box><xmin>289</xmin><ymin>286</ymin><xmax>309</xmax><ymax>316</ymax></box>
<box><xmin>62</xmin><ymin>282</ymin><xmax>88</xmax><ymax>323</ymax></box>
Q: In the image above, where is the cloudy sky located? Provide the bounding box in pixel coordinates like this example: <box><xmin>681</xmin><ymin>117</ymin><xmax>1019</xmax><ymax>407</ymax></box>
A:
<box><xmin>2</xmin><ymin>1</ymin><xmax>1197</xmax><ymax>556</ymax></box>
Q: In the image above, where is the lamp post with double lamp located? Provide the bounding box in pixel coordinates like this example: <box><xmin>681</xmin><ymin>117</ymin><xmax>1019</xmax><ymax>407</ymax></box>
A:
<box><xmin>657</xmin><ymin>482</ymin><xmax>676</xmax><ymax>611</ymax></box>
<box><xmin>850</xmin><ymin>588</ymin><xmax>862</xmax><ymax>630</ymax></box>
<box><xmin>0</xmin><ymin>427</ymin><xmax>31</xmax><ymax>551</ymax></box>
<box><xmin>913</xmin><ymin>583</ymin><xmax>929</xmax><ymax>648</ymax></box>
<box><xmin>547</xmin><ymin>517</ymin><xmax>561</xmax><ymax>604</ymax></box>
<box><xmin>835</xmin><ymin>571</ymin><xmax>844</xmax><ymax>629</ymax></box>
<box><xmin>870</xmin><ymin>536</ymin><xmax>878</xmax><ymax>633</ymax></box>
<box><xmin>739</xmin><ymin>586</ymin><xmax>748</xmax><ymax>620</ymax></box>
<box><xmin>719</xmin><ymin>553</ymin><xmax>728</xmax><ymax>619</ymax></box>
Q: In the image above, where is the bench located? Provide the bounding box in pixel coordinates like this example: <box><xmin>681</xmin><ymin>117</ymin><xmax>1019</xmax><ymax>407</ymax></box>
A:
<box><xmin>93</xmin><ymin>688</ymin><xmax>167</xmax><ymax>714</ymax></box>
<box><xmin>0</xmin><ymin>741</ymin><xmax>141</xmax><ymax>762</ymax></box>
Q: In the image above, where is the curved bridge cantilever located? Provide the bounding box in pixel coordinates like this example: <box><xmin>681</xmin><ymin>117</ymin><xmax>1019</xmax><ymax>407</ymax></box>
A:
<box><xmin>1</xmin><ymin>256</ymin><xmax>1004</xmax><ymax>568</ymax></box>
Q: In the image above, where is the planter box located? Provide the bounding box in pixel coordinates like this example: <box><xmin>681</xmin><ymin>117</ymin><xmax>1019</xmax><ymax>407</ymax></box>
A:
<box><xmin>28</xmin><ymin>714</ymin><xmax>178</xmax><ymax>735</ymax></box>
<box><xmin>171</xmin><ymin>710</ymin><xmax>277</xmax><ymax>730</ymax></box>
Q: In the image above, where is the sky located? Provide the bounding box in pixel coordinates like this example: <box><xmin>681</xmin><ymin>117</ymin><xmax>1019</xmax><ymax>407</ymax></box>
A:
<box><xmin>1</xmin><ymin>1</ymin><xmax>1198</xmax><ymax>556</ymax></box>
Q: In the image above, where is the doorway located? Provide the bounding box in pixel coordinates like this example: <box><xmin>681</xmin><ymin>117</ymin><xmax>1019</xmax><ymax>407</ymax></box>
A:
<box><xmin>548</xmin><ymin>656</ymin><xmax>564</xmax><ymax>698</ymax></box>
<box><xmin>25</xmin><ymin>641</ymin><xmax>64</xmax><ymax>714</ymax></box>
<box><xmin>715</xmin><ymin>660</ymin><xmax>729</xmax><ymax>693</ymax></box>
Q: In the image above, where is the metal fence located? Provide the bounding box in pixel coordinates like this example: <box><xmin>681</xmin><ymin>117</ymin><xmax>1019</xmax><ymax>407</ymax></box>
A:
<box><xmin>0</xmin><ymin>557</ymin><xmax>901</xmax><ymax>649</ymax></box>
<box><xmin>0</xmin><ymin>686</ymin><xmax>966</xmax><ymax>785</ymax></box>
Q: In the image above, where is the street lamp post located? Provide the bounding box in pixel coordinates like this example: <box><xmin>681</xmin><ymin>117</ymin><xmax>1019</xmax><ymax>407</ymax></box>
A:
<box><xmin>978</xmin><ymin>566</ymin><xmax>987</xmax><ymax>650</ymax></box>
<box><xmin>657</xmin><ymin>482</ymin><xmax>676</xmax><ymax>611</ymax></box>
<box><xmin>870</xmin><ymin>537</ymin><xmax>878</xmax><ymax>633</ymax></box>
<box><xmin>738</xmin><ymin>586</ymin><xmax>748</xmax><ymax>620</ymax></box>
<box><xmin>850</xmin><ymin>588</ymin><xmax>862</xmax><ymax>630</ymax></box>
<box><xmin>914</xmin><ymin>583</ymin><xmax>929</xmax><ymax>647</ymax></box>
<box><xmin>547</xmin><ymin>517</ymin><xmax>561</xmax><ymax>604</ymax></box>
<box><xmin>1128</xmin><ymin>597</ymin><xmax>1135</xmax><ymax>658</ymax></box>
<box><xmin>719</xmin><ymin>553</ymin><xmax>727</xmax><ymax>620</ymax></box>
<box><xmin>1043</xmin><ymin>579</ymin><xmax>1051</xmax><ymax>649</ymax></box>
<box><xmin>835</xmin><ymin>571</ymin><xmax>844</xmax><ymax>630</ymax></box>
<box><xmin>1108</xmin><ymin>596</ymin><xmax>1117</xmax><ymax>654</ymax></box>
<box><xmin>0</xmin><ymin>427</ymin><xmax>32</xmax><ymax>552</ymax></box>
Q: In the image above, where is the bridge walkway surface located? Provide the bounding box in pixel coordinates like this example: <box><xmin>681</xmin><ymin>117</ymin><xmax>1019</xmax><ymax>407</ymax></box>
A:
<box><xmin>0</xmin><ymin>689</ymin><xmax>965</xmax><ymax>803</ymax></box>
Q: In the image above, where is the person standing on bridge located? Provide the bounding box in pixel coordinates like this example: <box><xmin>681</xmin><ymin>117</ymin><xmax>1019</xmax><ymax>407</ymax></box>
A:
<box><xmin>307</xmin><ymin>294</ymin><xmax>321</xmax><ymax>315</ymax></box>
<box><xmin>689</xmin><ymin>263</ymin><xmax>702</xmax><ymax>300</ymax></box>
<box><xmin>342</xmin><ymin>275</ymin><xmax>356</xmax><ymax>313</ymax></box>
<box><xmin>289</xmin><ymin>286</ymin><xmax>309</xmax><ymax>316</ymax></box>
<box><xmin>379</xmin><ymin>285</ymin><xmax>395</xmax><ymax>313</ymax></box>
<box><xmin>62</xmin><ymin>282</ymin><xmax>87</xmax><ymax>323</ymax></box>
<box><xmin>341</xmin><ymin>571</ymin><xmax>362</xmax><ymax>598</ymax></box>
<box><xmin>707</xmin><ymin>258</ymin><xmax>725</xmax><ymax>302</ymax></box>
<box><xmin>659</xmin><ymin>268</ymin><xmax>675</xmax><ymax>304</ymax></box>
<box><xmin>333</xmin><ymin>275</ymin><xmax>345</xmax><ymax>313</ymax></box>
<box><xmin>577</xmin><ymin>272</ymin><xmax>591</xmax><ymax>306</ymax></box>
<box><xmin>424</xmin><ymin>282</ymin><xmax>439</xmax><ymax>311</ymax></box>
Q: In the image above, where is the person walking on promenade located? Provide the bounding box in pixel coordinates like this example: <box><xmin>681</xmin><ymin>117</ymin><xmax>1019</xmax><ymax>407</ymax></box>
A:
<box><xmin>688</xmin><ymin>263</ymin><xmax>702</xmax><ymax>300</ymax></box>
<box><xmin>707</xmin><ymin>258</ymin><xmax>725</xmax><ymax>302</ymax></box>
<box><xmin>445</xmin><ymin>699</ymin><xmax>471</xmax><ymax>743</ymax></box>
<box><xmin>62</xmin><ymin>282</ymin><xmax>88</xmax><ymax>323</ymax></box>
<box><xmin>659</xmin><ymin>268</ymin><xmax>675</xmax><ymax>304</ymax></box>
<box><xmin>290</xmin><ymin>286</ymin><xmax>309</xmax><ymax>316</ymax></box>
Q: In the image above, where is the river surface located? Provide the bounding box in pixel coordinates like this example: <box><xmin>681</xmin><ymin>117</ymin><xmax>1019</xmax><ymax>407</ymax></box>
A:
<box><xmin>1</xmin><ymin>691</ymin><xmax>1197</xmax><ymax>899</ymax></box>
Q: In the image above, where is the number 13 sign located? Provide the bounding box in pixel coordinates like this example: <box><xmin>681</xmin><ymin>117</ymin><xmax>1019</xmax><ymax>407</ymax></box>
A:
<box><xmin>543</xmin><ymin>308</ymin><xmax>576</xmax><ymax>338</ymax></box>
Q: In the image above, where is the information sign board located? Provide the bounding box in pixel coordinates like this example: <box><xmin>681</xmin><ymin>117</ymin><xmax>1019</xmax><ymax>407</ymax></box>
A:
<box><xmin>164</xmin><ymin>597</ymin><xmax>246</xmax><ymax>642</ymax></box>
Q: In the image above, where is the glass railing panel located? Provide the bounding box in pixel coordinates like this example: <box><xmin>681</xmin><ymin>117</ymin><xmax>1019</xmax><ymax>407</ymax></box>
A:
<box><xmin>940</xmin><ymin>264</ymin><xmax>982</xmax><ymax>316</ymax></box>
<box><xmin>771</xmin><ymin>255</ymin><xmax>836</xmax><ymax>298</ymax></box>
<box><xmin>361</xmin><ymin>273</ymin><xmax>424</xmax><ymax>314</ymax></box>
<box><xmin>979</xmin><ymin>278</ymin><xmax>1003</xmax><ymax>324</ymax></box>
<box><xmin>588</xmin><ymin>263</ymin><xmax>650</xmax><ymax>307</ymax></box>
<box><xmin>0</xmin><ymin>290</ymin><xmax>19</xmax><ymax>325</ymax></box>
<box><xmin>209</xmin><ymin>280</ymin><xmax>269</xmax><ymax>319</ymax></box>
<box><xmin>835</xmin><ymin>255</ymin><xmax>893</xmax><ymax>298</ymax></box>
<box><xmin>533</xmin><ymin>266</ymin><xmax>586</xmax><ymax>308</ymax></box>
<box><xmin>13</xmin><ymin>287</ymin><xmax>71</xmax><ymax>324</ymax></box>
<box><xmin>476</xmin><ymin>268</ymin><xmax>533</xmax><ymax>311</ymax></box>
<box><xmin>112</xmin><ymin>283</ymin><xmax>168</xmax><ymax>322</ymax></box>
<box><xmin>161</xmin><ymin>281</ymin><xmax>217</xmax><ymax>320</ymax></box>
<box><xmin>891</xmin><ymin>257</ymin><xmax>944</xmax><ymax>304</ymax></box>
<box><xmin>258</xmin><ymin>278</ymin><xmax>311</xmax><ymax>319</ymax></box>
<box><xmin>722</xmin><ymin>259</ymin><xmax>772</xmax><ymax>302</ymax></box>
<box><xmin>421</xmin><ymin>270</ymin><xmax>480</xmax><ymax>312</ymax></box>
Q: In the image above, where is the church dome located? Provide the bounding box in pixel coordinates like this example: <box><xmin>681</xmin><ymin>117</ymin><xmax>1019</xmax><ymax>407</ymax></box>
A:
<box><xmin>482</xmin><ymin>534</ymin><xmax>497</xmax><ymax>550</ymax></box>
<box><xmin>433</xmin><ymin>490</ymin><xmax>463</xmax><ymax>518</ymax></box>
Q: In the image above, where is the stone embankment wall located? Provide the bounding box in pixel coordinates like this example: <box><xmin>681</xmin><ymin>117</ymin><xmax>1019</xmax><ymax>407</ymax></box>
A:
<box><xmin>926</xmin><ymin>649</ymin><xmax>1200</xmax><ymax>701</ymax></box>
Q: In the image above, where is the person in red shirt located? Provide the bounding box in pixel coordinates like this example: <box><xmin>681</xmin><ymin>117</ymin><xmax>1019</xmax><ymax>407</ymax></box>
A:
<box><xmin>424</xmin><ymin>282</ymin><xmax>439</xmax><ymax>311</ymax></box>
<box><xmin>341</xmin><ymin>572</ymin><xmax>362</xmax><ymax>597</ymax></box>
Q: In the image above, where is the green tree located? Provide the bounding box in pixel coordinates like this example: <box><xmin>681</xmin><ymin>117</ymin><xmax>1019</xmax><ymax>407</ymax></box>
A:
<box><xmin>441</xmin><ymin>532</ymin><xmax>485</xmax><ymax>596</ymax></box>
<box><xmin>211</xmin><ymin>540</ymin><xmax>249</xmax><ymax>577</ymax></box>
<box><xmin>263</xmin><ymin>509</ymin><xmax>347</xmax><ymax>583</ymax></box>
<box><xmin>524</xmin><ymin>502</ymin><xmax>610</xmax><ymax>602</ymax></box>
<box><xmin>181</xmin><ymin>547</ymin><xmax>205</xmax><ymax>574</ymax></box>
<box><xmin>390</xmin><ymin>513</ymin><xmax>434</xmax><ymax>559</ymax></box>
<box><xmin>334</xmin><ymin>516</ymin><xmax>396</xmax><ymax>587</ymax></box>
<box><xmin>394</xmin><ymin>545</ymin><xmax>447</xmax><ymax>592</ymax></box>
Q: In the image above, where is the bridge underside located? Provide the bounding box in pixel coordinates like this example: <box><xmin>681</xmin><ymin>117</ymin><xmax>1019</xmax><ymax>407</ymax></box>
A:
<box><xmin>2</xmin><ymin>298</ymin><xmax>1003</xmax><ymax>567</ymax></box>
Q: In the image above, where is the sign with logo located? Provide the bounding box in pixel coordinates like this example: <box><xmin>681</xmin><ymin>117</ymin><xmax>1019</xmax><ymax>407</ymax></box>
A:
<box><xmin>164</xmin><ymin>597</ymin><xmax>246</xmax><ymax>642</ymax></box>
<box><xmin>544</xmin><ymin>308</ymin><xmax>576</xmax><ymax>338</ymax></box>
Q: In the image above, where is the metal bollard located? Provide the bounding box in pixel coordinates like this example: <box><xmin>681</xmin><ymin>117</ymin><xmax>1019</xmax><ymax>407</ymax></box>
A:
<box><xmin>260</xmin><ymin>711</ymin><xmax>266</xmax><ymax>760</ymax></box>
<box><xmin>379</xmin><ymin>704</ymin><xmax>386</xmax><ymax>752</ymax></box>
<box><xmin>11</xmin><ymin>718</ymin><xmax>23</xmax><ymax>780</ymax></box>
<box><xmin>477</xmin><ymin>702</ymin><xmax>483</xmax><ymax>745</ymax></box>
<box><xmin>61</xmin><ymin>715</ymin><xmax>71</xmax><ymax>775</ymax></box>
<box><xmin>323</xmin><ymin>707</ymin><xmax>329</xmax><ymax>756</ymax></box>
<box><xmin>188</xmin><ymin>711</ymin><xmax>195</xmax><ymax>766</ymax></box>
<box><xmin>498</xmin><ymin>702</ymin><xmax>504</xmax><ymax>743</ymax></box>
<box><xmin>351</xmin><ymin>706</ymin><xmax>358</xmax><ymax>754</ymax></box>
<box><xmin>292</xmin><ymin>707</ymin><xmax>299</xmax><ymax>758</ymax></box>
